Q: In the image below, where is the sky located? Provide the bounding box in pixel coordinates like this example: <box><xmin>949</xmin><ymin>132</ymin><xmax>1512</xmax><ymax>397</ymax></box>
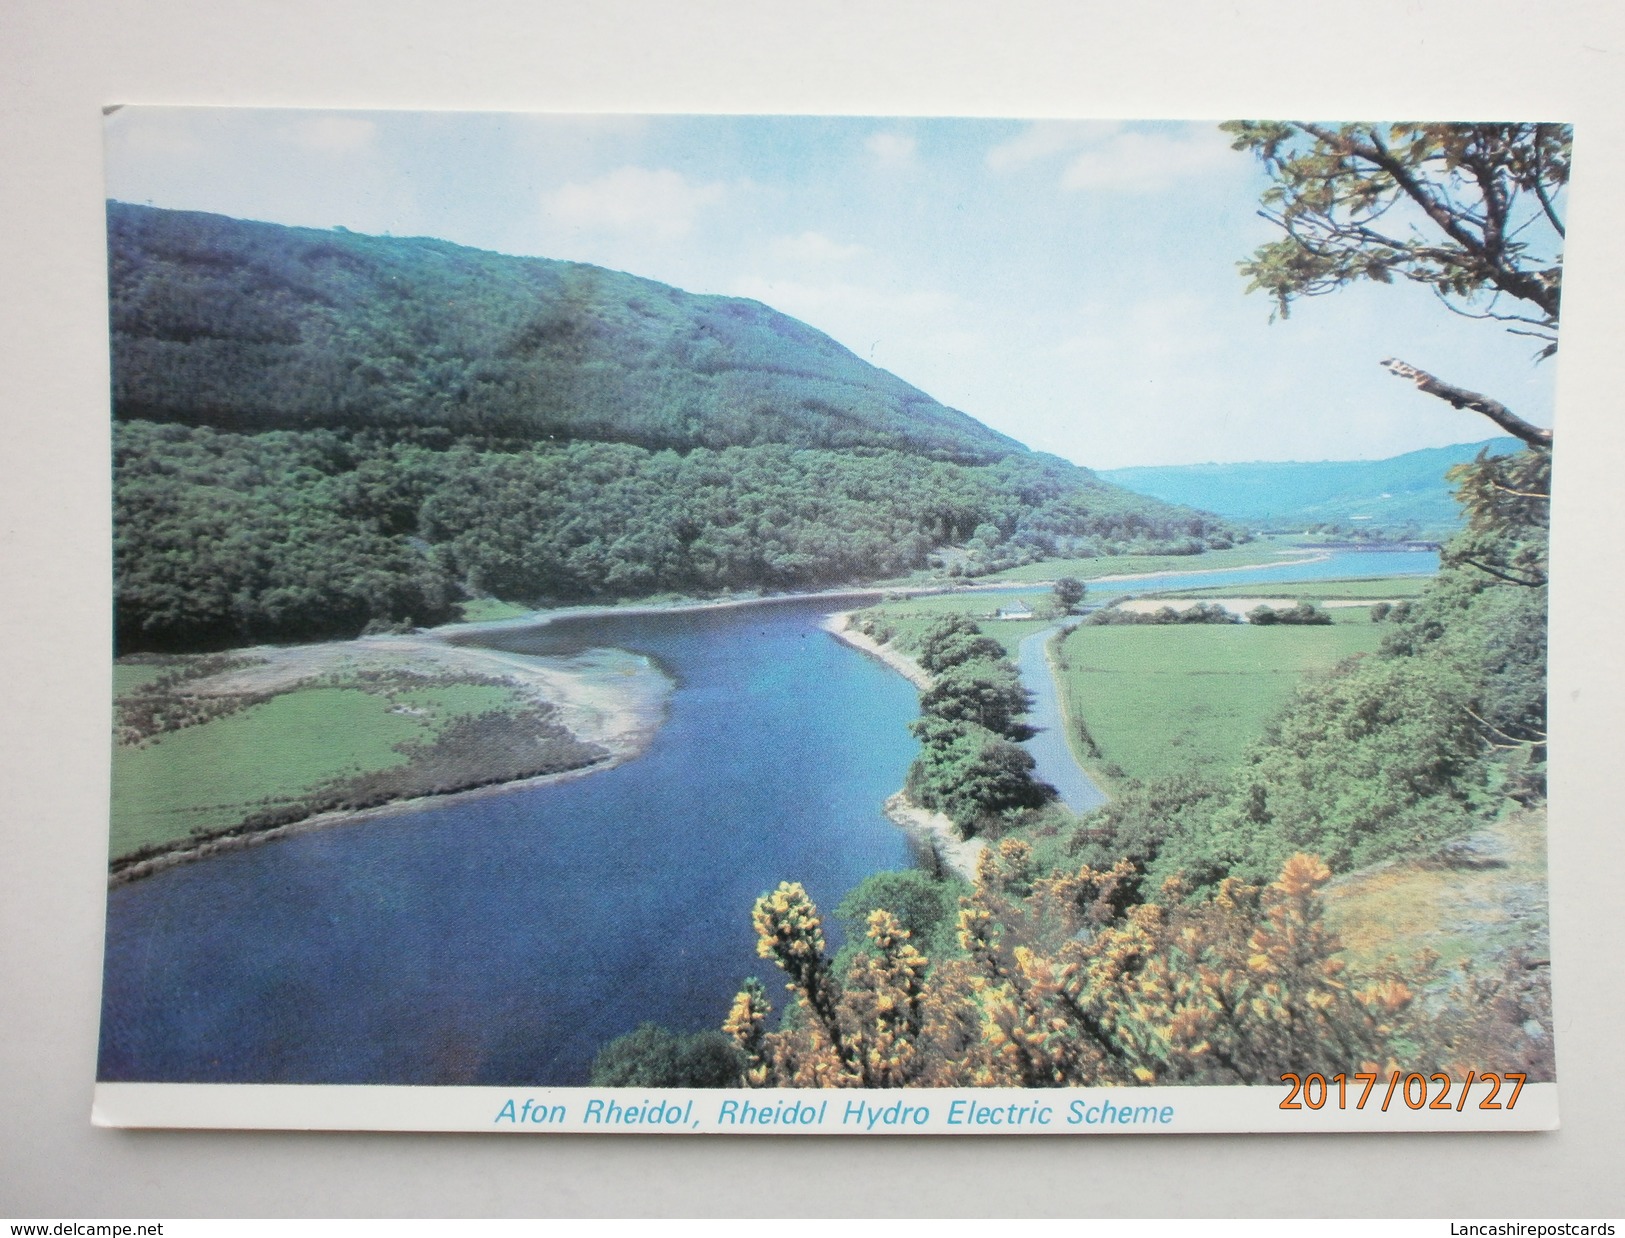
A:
<box><xmin>102</xmin><ymin>109</ymin><xmax>1563</xmax><ymax>470</ymax></box>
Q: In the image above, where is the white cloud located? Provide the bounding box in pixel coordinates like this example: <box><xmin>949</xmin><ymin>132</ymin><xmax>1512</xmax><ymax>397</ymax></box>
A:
<box><xmin>1061</xmin><ymin>128</ymin><xmax>1234</xmax><ymax>193</ymax></box>
<box><xmin>768</xmin><ymin>230</ymin><xmax>869</xmax><ymax>267</ymax></box>
<box><xmin>279</xmin><ymin>116</ymin><xmax>377</xmax><ymax>153</ymax></box>
<box><xmin>865</xmin><ymin>131</ymin><xmax>917</xmax><ymax>166</ymax></box>
<box><xmin>542</xmin><ymin>166</ymin><xmax>727</xmax><ymax>239</ymax></box>
<box><xmin>729</xmin><ymin>273</ymin><xmax>978</xmax><ymax>371</ymax></box>
<box><xmin>733</xmin><ymin>274</ymin><xmax>954</xmax><ymax>329</ymax></box>
<box><xmin>986</xmin><ymin>121</ymin><xmax>1235</xmax><ymax>193</ymax></box>
<box><xmin>985</xmin><ymin>121</ymin><xmax>1117</xmax><ymax>171</ymax></box>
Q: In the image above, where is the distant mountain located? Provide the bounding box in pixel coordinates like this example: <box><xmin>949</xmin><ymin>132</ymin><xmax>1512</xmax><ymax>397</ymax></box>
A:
<box><xmin>1101</xmin><ymin>439</ymin><xmax>1525</xmax><ymax>535</ymax></box>
<box><xmin>108</xmin><ymin>203</ymin><xmax>1239</xmax><ymax>650</ymax></box>
<box><xmin>109</xmin><ymin>202</ymin><xmax>1024</xmax><ymax>462</ymax></box>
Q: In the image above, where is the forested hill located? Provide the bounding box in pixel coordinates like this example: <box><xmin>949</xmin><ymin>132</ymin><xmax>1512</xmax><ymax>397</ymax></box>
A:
<box><xmin>109</xmin><ymin>202</ymin><xmax>1023</xmax><ymax>461</ymax></box>
<box><xmin>1102</xmin><ymin>438</ymin><xmax>1523</xmax><ymax>537</ymax></box>
<box><xmin>109</xmin><ymin>203</ymin><xmax>1240</xmax><ymax>652</ymax></box>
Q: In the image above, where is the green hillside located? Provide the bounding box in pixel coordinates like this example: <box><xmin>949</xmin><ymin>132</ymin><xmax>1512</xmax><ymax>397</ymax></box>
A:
<box><xmin>109</xmin><ymin>203</ymin><xmax>1240</xmax><ymax>651</ymax></box>
<box><xmin>1101</xmin><ymin>438</ymin><xmax>1522</xmax><ymax>536</ymax></box>
<box><xmin>110</xmin><ymin>202</ymin><xmax>1022</xmax><ymax>460</ymax></box>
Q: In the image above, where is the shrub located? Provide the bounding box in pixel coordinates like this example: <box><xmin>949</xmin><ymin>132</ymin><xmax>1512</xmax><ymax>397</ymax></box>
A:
<box><xmin>1249</xmin><ymin>601</ymin><xmax>1331</xmax><ymax>626</ymax></box>
<box><xmin>836</xmin><ymin>869</ymin><xmax>964</xmax><ymax>958</ymax></box>
<box><xmin>915</xmin><ymin>615</ymin><xmax>1005</xmax><ymax>674</ymax></box>
<box><xmin>906</xmin><ymin>717</ymin><xmax>1055</xmax><ymax>835</ymax></box>
<box><xmin>590</xmin><ymin>1023</ymin><xmax>746</xmax><ymax>1087</ymax></box>
<box><xmin>919</xmin><ymin>658</ymin><xmax>1032</xmax><ymax>738</ymax></box>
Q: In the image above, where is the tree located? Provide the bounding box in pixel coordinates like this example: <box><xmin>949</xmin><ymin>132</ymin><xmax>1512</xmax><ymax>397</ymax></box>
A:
<box><xmin>1225</xmin><ymin>123</ymin><xmax>1553</xmax><ymax>802</ymax></box>
<box><xmin>836</xmin><ymin>869</ymin><xmax>963</xmax><ymax>958</ymax></box>
<box><xmin>589</xmin><ymin>1022</ymin><xmax>746</xmax><ymax>1087</ymax></box>
<box><xmin>905</xmin><ymin>717</ymin><xmax>1055</xmax><ymax>834</ymax></box>
<box><xmin>915</xmin><ymin>614</ymin><xmax>1005</xmax><ymax>675</ymax></box>
<box><xmin>1223</xmin><ymin>122</ymin><xmax>1568</xmax><ymax>447</ymax></box>
<box><xmin>1053</xmin><ymin>576</ymin><xmax>1086</xmax><ymax>613</ymax></box>
<box><xmin>919</xmin><ymin>659</ymin><xmax>1033</xmax><ymax>738</ymax></box>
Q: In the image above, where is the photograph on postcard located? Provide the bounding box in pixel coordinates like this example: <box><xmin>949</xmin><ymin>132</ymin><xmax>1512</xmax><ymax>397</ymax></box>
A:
<box><xmin>95</xmin><ymin>111</ymin><xmax>1560</xmax><ymax>1130</ymax></box>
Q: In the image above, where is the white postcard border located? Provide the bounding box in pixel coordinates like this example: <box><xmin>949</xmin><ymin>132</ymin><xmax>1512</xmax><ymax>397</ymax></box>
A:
<box><xmin>92</xmin><ymin>1082</ymin><xmax>1558</xmax><ymax>1134</ymax></box>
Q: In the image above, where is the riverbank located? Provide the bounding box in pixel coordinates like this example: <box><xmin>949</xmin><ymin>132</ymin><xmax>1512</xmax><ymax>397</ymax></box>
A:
<box><xmin>163</xmin><ymin>635</ymin><xmax>670</xmax><ymax>755</ymax></box>
<box><xmin>1081</xmin><ymin>549</ymin><xmax>1328</xmax><ymax>586</ymax></box>
<box><xmin>1025</xmin><ymin>625</ymin><xmax>1112</xmax><ymax>811</ymax></box>
<box><xmin>436</xmin><ymin>585</ymin><xmax>928</xmax><ymax>639</ymax></box>
<box><xmin>111</xmin><ymin>546</ymin><xmax>1377</xmax><ymax>883</ymax></box>
<box><xmin>431</xmin><ymin>544</ymin><xmax>1324</xmax><ymax>639</ymax></box>
<box><xmin>110</xmin><ymin>633</ymin><xmax>671</xmax><ymax>882</ymax></box>
<box><xmin>825</xmin><ymin>607</ymin><xmax>1097</xmax><ymax>877</ymax></box>
<box><xmin>109</xmin><ymin>754</ymin><xmax>641</xmax><ymax>886</ymax></box>
<box><xmin>883</xmin><ymin>791</ymin><xmax>985</xmax><ymax>882</ymax></box>
<box><xmin>819</xmin><ymin>612</ymin><xmax>934</xmax><ymax>689</ymax></box>
<box><xmin>823</xmin><ymin>611</ymin><xmax>973</xmax><ymax>876</ymax></box>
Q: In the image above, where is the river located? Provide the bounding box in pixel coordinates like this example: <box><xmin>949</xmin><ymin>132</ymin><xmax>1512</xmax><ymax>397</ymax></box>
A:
<box><xmin>97</xmin><ymin>548</ymin><xmax>1436</xmax><ymax>1086</ymax></box>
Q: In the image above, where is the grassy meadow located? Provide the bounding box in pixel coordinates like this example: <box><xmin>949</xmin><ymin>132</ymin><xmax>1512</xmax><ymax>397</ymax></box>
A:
<box><xmin>1051</xmin><ymin>608</ymin><xmax>1390</xmax><ymax>785</ymax></box>
<box><xmin>1153</xmin><ymin>574</ymin><xmax>1433</xmax><ymax>603</ymax></box>
<box><xmin>979</xmin><ymin>538</ymin><xmax>1312</xmax><ymax>585</ymax></box>
<box><xmin>110</xmin><ymin>656</ymin><xmax>602</xmax><ymax>866</ymax></box>
<box><xmin>855</xmin><ymin>579</ymin><xmax>1423</xmax><ymax>789</ymax></box>
<box><xmin>454</xmin><ymin>598</ymin><xmax>537</xmax><ymax>623</ymax></box>
<box><xmin>856</xmin><ymin>591</ymin><xmax>1057</xmax><ymax>659</ymax></box>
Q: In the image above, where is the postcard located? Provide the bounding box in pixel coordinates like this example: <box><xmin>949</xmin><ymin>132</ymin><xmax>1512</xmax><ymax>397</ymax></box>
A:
<box><xmin>93</xmin><ymin>110</ymin><xmax>1560</xmax><ymax>1132</ymax></box>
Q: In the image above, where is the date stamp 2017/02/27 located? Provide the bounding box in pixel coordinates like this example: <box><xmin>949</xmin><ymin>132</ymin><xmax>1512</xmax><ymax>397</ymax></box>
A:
<box><xmin>1281</xmin><ymin>1071</ymin><xmax>1527</xmax><ymax>1112</ymax></box>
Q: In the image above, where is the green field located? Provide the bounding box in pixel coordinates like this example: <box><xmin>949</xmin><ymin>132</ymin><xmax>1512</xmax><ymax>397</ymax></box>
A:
<box><xmin>112</xmin><ymin>661</ymin><xmax>170</xmax><ymax>696</ymax></box>
<box><xmin>112</xmin><ymin>687</ymin><xmax>422</xmax><ymax>857</ymax></box>
<box><xmin>455</xmin><ymin>598</ymin><xmax>537</xmax><ymax>623</ymax></box>
<box><xmin>982</xmin><ymin>539</ymin><xmax>1310</xmax><ymax>585</ymax></box>
<box><xmin>856</xmin><ymin>591</ymin><xmax>1057</xmax><ymax>659</ymax></box>
<box><xmin>1149</xmin><ymin>575</ymin><xmax>1432</xmax><ymax>602</ymax></box>
<box><xmin>110</xmin><ymin>666</ymin><xmax>564</xmax><ymax>863</ymax></box>
<box><xmin>1052</xmin><ymin>614</ymin><xmax>1387</xmax><ymax>785</ymax></box>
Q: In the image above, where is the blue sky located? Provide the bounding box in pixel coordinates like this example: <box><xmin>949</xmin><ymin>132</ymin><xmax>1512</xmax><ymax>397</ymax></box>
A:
<box><xmin>103</xmin><ymin>109</ymin><xmax>1560</xmax><ymax>469</ymax></box>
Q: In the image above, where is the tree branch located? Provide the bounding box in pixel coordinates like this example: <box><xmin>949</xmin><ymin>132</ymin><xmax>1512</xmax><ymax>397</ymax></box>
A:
<box><xmin>1298</xmin><ymin>124</ymin><xmax>1560</xmax><ymax>323</ymax></box>
<box><xmin>1487</xmin><ymin>480</ymin><xmax>1551</xmax><ymax>500</ymax></box>
<box><xmin>1453</xmin><ymin>556</ymin><xmax>1548</xmax><ymax>588</ymax></box>
<box><xmin>1465</xmin><ymin>705</ymin><xmax>1547</xmax><ymax>747</ymax></box>
<box><xmin>1428</xmin><ymin>286</ymin><xmax>1556</xmax><ymax>333</ymax></box>
<box><xmin>1380</xmin><ymin>358</ymin><xmax>1554</xmax><ymax>448</ymax></box>
<box><xmin>1533</xmin><ymin>124</ymin><xmax>1567</xmax><ymax>239</ymax></box>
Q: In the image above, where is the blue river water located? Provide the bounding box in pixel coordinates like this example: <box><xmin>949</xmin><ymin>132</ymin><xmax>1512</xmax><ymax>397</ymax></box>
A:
<box><xmin>97</xmin><ymin>548</ymin><xmax>1436</xmax><ymax>1086</ymax></box>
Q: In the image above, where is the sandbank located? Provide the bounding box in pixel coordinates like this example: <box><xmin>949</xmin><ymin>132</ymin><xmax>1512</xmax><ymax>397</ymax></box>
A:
<box><xmin>883</xmin><ymin>792</ymin><xmax>985</xmax><ymax>884</ymax></box>
<box><xmin>111</xmin><ymin>632</ymin><xmax>671</xmax><ymax>882</ymax></box>
<box><xmin>819</xmin><ymin>612</ymin><xmax>933</xmax><ymax>689</ymax></box>
<box><xmin>187</xmin><ymin>634</ymin><xmax>669</xmax><ymax>759</ymax></box>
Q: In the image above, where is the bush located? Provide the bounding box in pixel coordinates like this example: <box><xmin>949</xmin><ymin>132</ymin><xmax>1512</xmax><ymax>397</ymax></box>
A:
<box><xmin>1248</xmin><ymin>601</ymin><xmax>1331</xmax><ymax>626</ymax></box>
<box><xmin>915</xmin><ymin>615</ymin><xmax>1005</xmax><ymax>674</ymax></box>
<box><xmin>836</xmin><ymin>869</ymin><xmax>964</xmax><ymax>958</ymax></box>
<box><xmin>1086</xmin><ymin>601</ymin><xmax>1238</xmax><ymax>625</ymax></box>
<box><xmin>906</xmin><ymin>717</ymin><xmax>1055</xmax><ymax>835</ymax></box>
<box><xmin>590</xmin><ymin>1023</ymin><xmax>746</xmax><ymax>1087</ymax></box>
<box><xmin>1178</xmin><ymin>602</ymin><xmax>1241</xmax><ymax>625</ymax></box>
<box><xmin>919</xmin><ymin>658</ymin><xmax>1032</xmax><ymax>738</ymax></box>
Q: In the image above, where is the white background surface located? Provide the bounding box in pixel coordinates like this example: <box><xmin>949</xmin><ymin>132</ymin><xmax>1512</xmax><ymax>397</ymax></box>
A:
<box><xmin>3</xmin><ymin>0</ymin><xmax>1622</xmax><ymax>1218</ymax></box>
